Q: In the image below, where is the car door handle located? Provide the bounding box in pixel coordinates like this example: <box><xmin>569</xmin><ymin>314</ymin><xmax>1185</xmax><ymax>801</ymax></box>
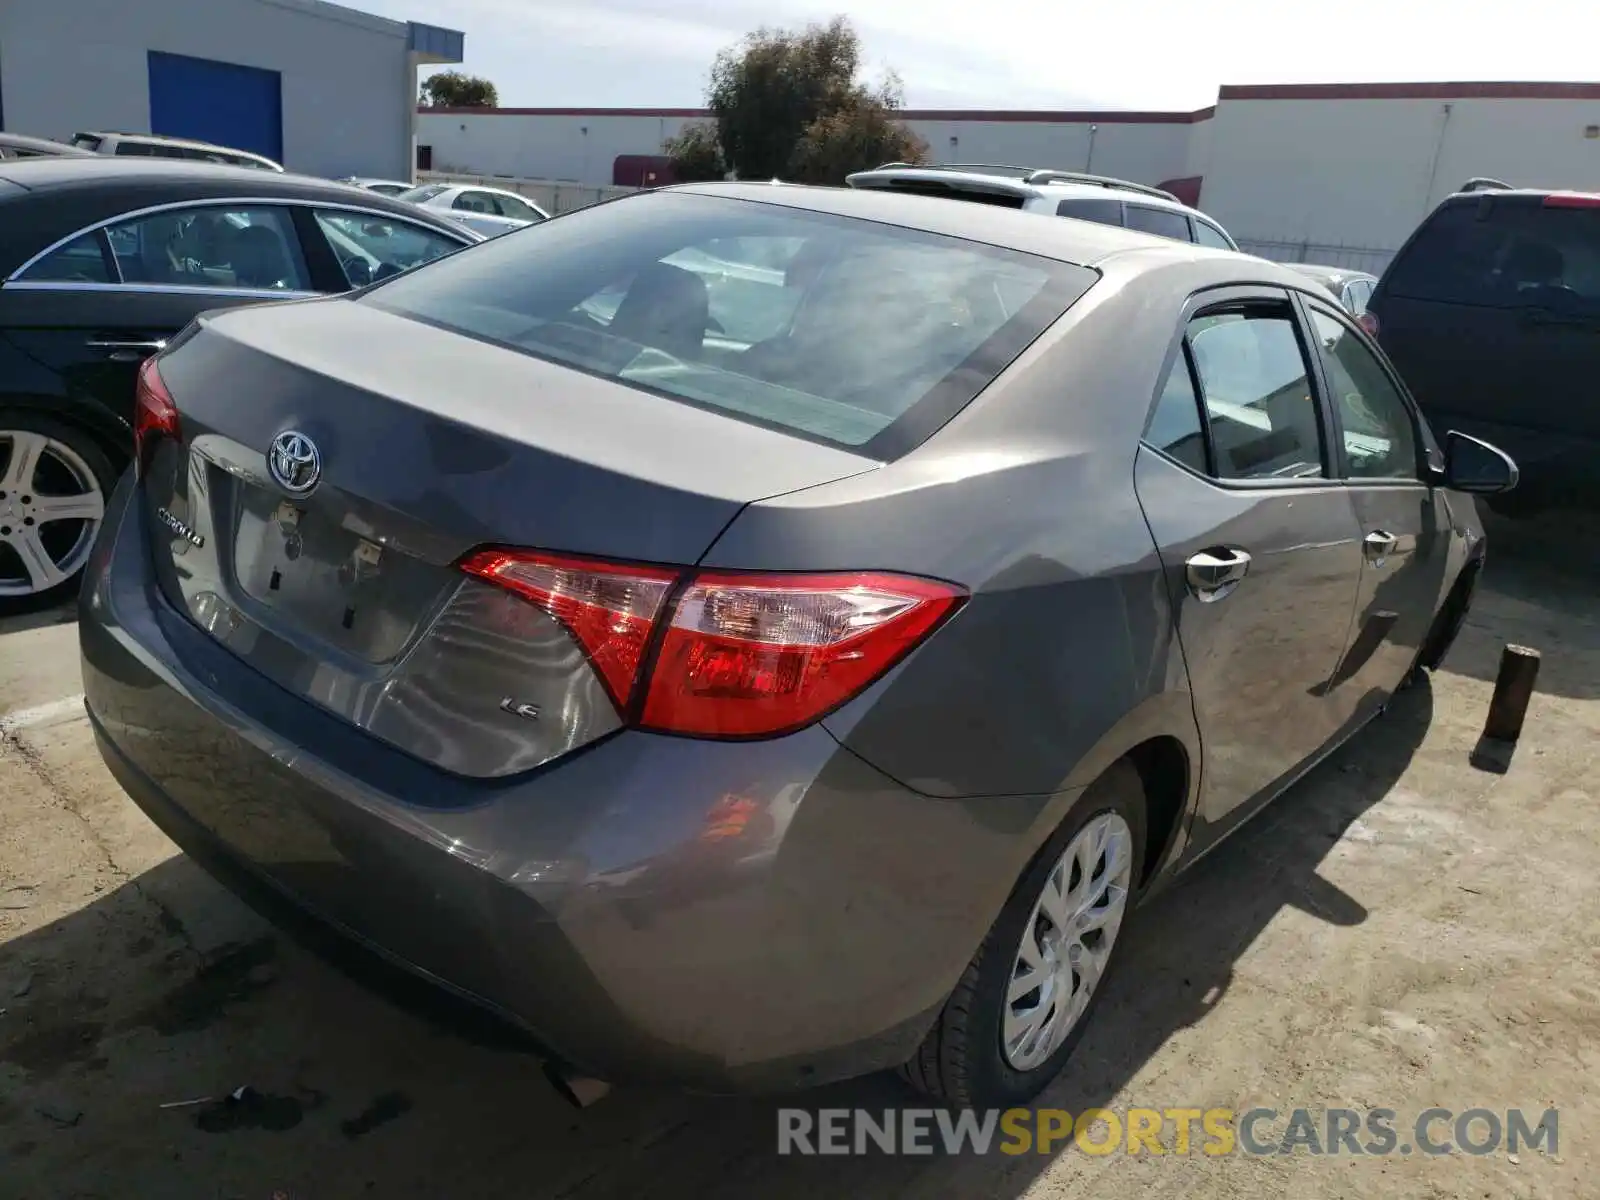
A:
<box><xmin>1363</xmin><ymin>530</ymin><xmax>1398</xmax><ymax>564</ymax></box>
<box><xmin>85</xmin><ymin>337</ymin><xmax>167</xmax><ymax>362</ymax></box>
<box><xmin>1186</xmin><ymin>547</ymin><xmax>1252</xmax><ymax>602</ymax></box>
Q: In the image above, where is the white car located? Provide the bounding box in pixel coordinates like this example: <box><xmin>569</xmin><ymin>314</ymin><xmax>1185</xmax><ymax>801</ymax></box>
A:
<box><xmin>396</xmin><ymin>182</ymin><xmax>549</xmax><ymax>239</ymax></box>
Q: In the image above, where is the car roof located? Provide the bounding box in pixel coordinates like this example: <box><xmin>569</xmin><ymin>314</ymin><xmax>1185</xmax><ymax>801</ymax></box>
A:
<box><xmin>1285</xmin><ymin>263</ymin><xmax>1375</xmax><ymax>285</ymax></box>
<box><xmin>0</xmin><ymin>159</ymin><xmax>474</xmax><ymax>274</ymax></box>
<box><xmin>668</xmin><ymin>181</ymin><xmax>1302</xmax><ymax>282</ymax></box>
<box><xmin>846</xmin><ymin>165</ymin><xmax>1197</xmax><ymax>211</ymax></box>
<box><xmin>0</xmin><ymin>156</ymin><xmax>332</xmax><ymax>193</ymax></box>
<box><xmin>82</xmin><ymin>129</ymin><xmax>263</xmax><ymax>153</ymax></box>
<box><xmin>0</xmin><ymin>132</ymin><xmax>97</xmax><ymax>158</ymax></box>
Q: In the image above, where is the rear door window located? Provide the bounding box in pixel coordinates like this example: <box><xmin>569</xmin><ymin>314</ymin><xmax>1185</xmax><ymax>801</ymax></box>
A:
<box><xmin>363</xmin><ymin>190</ymin><xmax>1096</xmax><ymax>457</ymax></box>
<box><xmin>16</xmin><ymin>232</ymin><xmax>116</xmax><ymax>283</ymax></box>
<box><xmin>1187</xmin><ymin>306</ymin><xmax>1327</xmax><ymax>480</ymax></box>
<box><xmin>105</xmin><ymin>206</ymin><xmax>312</xmax><ymax>290</ymax></box>
<box><xmin>1383</xmin><ymin>199</ymin><xmax>1600</xmax><ymax>311</ymax></box>
<box><xmin>1125</xmin><ymin>205</ymin><xmax>1192</xmax><ymax>242</ymax></box>
<box><xmin>1056</xmin><ymin>197</ymin><xmax>1123</xmax><ymax>226</ymax></box>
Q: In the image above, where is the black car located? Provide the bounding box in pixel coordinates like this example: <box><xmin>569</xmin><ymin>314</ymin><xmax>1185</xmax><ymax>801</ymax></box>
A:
<box><xmin>0</xmin><ymin>158</ymin><xmax>480</xmax><ymax>612</ymax></box>
<box><xmin>1369</xmin><ymin>180</ymin><xmax>1600</xmax><ymax>516</ymax></box>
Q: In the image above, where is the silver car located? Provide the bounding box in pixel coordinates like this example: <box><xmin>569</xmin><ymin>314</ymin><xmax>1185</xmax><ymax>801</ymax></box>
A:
<box><xmin>397</xmin><ymin>182</ymin><xmax>549</xmax><ymax>238</ymax></box>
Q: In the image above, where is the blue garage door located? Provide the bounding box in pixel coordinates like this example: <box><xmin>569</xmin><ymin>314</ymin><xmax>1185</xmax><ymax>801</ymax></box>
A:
<box><xmin>148</xmin><ymin>51</ymin><xmax>283</xmax><ymax>163</ymax></box>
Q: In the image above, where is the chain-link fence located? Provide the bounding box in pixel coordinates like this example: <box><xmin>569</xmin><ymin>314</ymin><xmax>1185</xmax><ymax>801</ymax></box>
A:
<box><xmin>416</xmin><ymin>171</ymin><xmax>641</xmax><ymax>215</ymax></box>
<box><xmin>1235</xmin><ymin>238</ymin><xmax>1396</xmax><ymax>276</ymax></box>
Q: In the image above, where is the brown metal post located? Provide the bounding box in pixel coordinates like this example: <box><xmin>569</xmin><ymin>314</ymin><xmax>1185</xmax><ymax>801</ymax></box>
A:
<box><xmin>1470</xmin><ymin>644</ymin><xmax>1541</xmax><ymax>773</ymax></box>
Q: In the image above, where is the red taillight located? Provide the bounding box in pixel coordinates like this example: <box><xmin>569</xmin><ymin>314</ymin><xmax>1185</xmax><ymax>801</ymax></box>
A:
<box><xmin>459</xmin><ymin>549</ymin><xmax>677</xmax><ymax>710</ymax></box>
<box><xmin>1543</xmin><ymin>191</ymin><xmax>1600</xmax><ymax>208</ymax></box>
<box><xmin>641</xmin><ymin>571</ymin><xmax>964</xmax><ymax>737</ymax></box>
<box><xmin>1358</xmin><ymin>311</ymin><xmax>1379</xmax><ymax>337</ymax></box>
<box><xmin>461</xmin><ymin>551</ymin><xmax>966</xmax><ymax>739</ymax></box>
<box><xmin>133</xmin><ymin>357</ymin><xmax>180</xmax><ymax>476</ymax></box>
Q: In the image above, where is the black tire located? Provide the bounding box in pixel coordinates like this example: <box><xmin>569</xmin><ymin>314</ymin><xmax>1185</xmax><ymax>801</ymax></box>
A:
<box><xmin>900</xmin><ymin>761</ymin><xmax>1148</xmax><ymax>1108</ymax></box>
<box><xmin>1413</xmin><ymin>558</ymin><xmax>1482</xmax><ymax>676</ymax></box>
<box><xmin>0</xmin><ymin>411</ymin><xmax>119</xmax><ymax>618</ymax></box>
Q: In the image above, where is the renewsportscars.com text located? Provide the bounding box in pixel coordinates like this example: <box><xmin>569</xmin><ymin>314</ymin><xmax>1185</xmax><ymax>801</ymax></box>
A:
<box><xmin>776</xmin><ymin>1106</ymin><xmax>1559</xmax><ymax>1157</ymax></box>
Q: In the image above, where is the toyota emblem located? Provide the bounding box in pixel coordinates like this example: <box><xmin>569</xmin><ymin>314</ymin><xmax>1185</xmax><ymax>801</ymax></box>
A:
<box><xmin>267</xmin><ymin>430</ymin><xmax>321</xmax><ymax>496</ymax></box>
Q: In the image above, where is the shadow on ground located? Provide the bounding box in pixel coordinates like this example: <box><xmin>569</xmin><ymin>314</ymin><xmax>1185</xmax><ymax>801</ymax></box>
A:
<box><xmin>1453</xmin><ymin>503</ymin><xmax>1600</xmax><ymax>701</ymax></box>
<box><xmin>0</xmin><ymin>675</ymin><xmax>1433</xmax><ymax>1198</ymax></box>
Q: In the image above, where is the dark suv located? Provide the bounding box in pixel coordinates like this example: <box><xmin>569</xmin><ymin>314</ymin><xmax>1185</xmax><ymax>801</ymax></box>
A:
<box><xmin>1368</xmin><ymin>180</ymin><xmax>1600</xmax><ymax>515</ymax></box>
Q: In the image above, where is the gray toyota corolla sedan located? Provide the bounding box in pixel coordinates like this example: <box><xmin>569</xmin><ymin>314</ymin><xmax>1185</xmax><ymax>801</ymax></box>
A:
<box><xmin>79</xmin><ymin>181</ymin><xmax>1518</xmax><ymax>1108</ymax></box>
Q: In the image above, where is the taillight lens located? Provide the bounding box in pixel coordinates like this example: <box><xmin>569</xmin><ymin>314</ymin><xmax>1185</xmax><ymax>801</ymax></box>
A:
<box><xmin>1358</xmin><ymin>311</ymin><xmax>1379</xmax><ymax>337</ymax></box>
<box><xmin>642</xmin><ymin>571</ymin><xmax>964</xmax><ymax>737</ymax></box>
<box><xmin>461</xmin><ymin>551</ymin><xmax>965</xmax><ymax>739</ymax></box>
<box><xmin>1543</xmin><ymin>191</ymin><xmax>1600</xmax><ymax>208</ymax></box>
<box><xmin>459</xmin><ymin>549</ymin><xmax>677</xmax><ymax>709</ymax></box>
<box><xmin>133</xmin><ymin>357</ymin><xmax>180</xmax><ymax>476</ymax></box>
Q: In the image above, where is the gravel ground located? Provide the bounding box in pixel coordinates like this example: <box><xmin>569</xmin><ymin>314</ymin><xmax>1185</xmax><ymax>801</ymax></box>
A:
<box><xmin>0</xmin><ymin>507</ymin><xmax>1595</xmax><ymax>1200</ymax></box>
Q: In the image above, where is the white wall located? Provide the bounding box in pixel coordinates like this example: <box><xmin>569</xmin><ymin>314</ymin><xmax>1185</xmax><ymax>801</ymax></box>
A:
<box><xmin>0</xmin><ymin>0</ymin><xmax>419</xmax><ymax>179</ymax></box>
<box><xmin>1201</xmin><ymin>97</ymin><xmax>1600</xmax><ymax>257</ymax></box>
<box><xmin>416</xmin><ymin>90</ymin><xmax>1600</xmax><ymax>274</ymax></box>
<box><xmin>416</xmin><ymin>111</ymin><xmax>1196</xmax><ymax>190</ymax></box>
<box><xmin>418</xmin><ymin>112</ymin><xmax>700</xmax><ymax>182</ymax></box>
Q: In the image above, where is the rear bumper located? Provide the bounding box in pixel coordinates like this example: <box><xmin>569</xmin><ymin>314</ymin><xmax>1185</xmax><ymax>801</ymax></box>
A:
<box><xmin>79</xmin><ymin>474</ymin><xmax>1045</xmax><ymax>1091</ymax></box>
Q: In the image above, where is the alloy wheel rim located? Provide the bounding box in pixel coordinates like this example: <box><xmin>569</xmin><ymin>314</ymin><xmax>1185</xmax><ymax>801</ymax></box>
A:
<box><xmin>1001</xmin><ymin>811</ymin><xmax>1134</xmax><ymax>1072</ymax></box>
<box><xmin>0</xmin><ymin>431</ymin><xmax>106</xmax><ymax>598</ymax></box>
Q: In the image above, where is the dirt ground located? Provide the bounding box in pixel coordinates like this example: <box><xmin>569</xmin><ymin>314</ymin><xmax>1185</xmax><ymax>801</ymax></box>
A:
<box><xmin>0</xmin><ymin>507</ymin><xmax>1596</xmax><ymax>1200</ymax></box>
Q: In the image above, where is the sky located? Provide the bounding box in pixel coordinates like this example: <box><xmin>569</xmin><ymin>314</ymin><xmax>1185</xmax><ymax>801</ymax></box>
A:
<box><xmin>348</xmin><ymin>0</ymin><xmax>1600</xmax><ymax>111</ymax></box>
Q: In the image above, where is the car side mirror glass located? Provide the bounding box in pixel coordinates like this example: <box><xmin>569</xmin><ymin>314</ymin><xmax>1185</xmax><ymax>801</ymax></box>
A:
<box><xmin>1442</xmin><ymin>430</ymin><xmax>1519</xmax><ymax>494</ymax></box>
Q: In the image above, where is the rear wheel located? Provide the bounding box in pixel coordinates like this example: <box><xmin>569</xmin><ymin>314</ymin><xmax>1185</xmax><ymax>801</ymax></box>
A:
<box><xmin>0</xmin><ymin>414</ymin><xmax>116</xmax><ymax>617</ymax></box>
<box><xmin>901</xmin><ymin>762</ymin><xmax>1146</xmax><ymax>1107</ymax></box>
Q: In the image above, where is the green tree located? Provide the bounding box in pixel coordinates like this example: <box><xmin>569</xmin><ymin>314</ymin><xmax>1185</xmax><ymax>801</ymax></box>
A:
<box><xmin>662</xmin><ymin>122</ymin><xmax>726</xmax><ymax>182</ymax></box>
<box><xmin>666</xmin><ymin>16</ymin><xmax>925</xmax><ymax>186</ymax></box>
<box><xmin>788</xmin><ymin>75</ymin><xmax>928</xmax><ymax>185</ymax></box>
<box><xmin>420</xmin><ymin>71</ymin><xmax>499</xmax><ymax>109</ymax></box>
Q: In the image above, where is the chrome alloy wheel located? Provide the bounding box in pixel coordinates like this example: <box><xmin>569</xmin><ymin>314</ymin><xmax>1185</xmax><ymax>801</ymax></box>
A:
<box><xmin>0</xmin><ymin>430</ymin><xmax>107</xmax><ymax>598</ymax></box>
<box><xmin>1001</xmin><ymin>811</ymin><xmax>1134</xmax><ymax>1071</ymax></box>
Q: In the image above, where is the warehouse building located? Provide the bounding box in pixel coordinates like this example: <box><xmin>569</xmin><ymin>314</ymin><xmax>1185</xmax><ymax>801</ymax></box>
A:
<box><xmin>418</xmin><ymin>81</ymin><xmax>1600</xmax><ymax>272</ymax></box>
<box><xmin>0</xmin><ymin>0</ymin><xmax>462</xmax><ymax>181</ymax></box>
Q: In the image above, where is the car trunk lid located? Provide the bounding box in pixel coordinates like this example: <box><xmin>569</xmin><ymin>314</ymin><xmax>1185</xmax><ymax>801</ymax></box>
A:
<box><xmin>140</xmin><ymin>298</ymin><xmax>876</xmax><ymax>778</ymax></box>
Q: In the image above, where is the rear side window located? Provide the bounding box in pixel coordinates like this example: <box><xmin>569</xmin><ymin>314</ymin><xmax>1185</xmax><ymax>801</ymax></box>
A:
<box><xmin>1145</xmin><ymin>348</ymin><xmax>1209</xmax><ymax>473</ymax></box>
<box><xmin>1125</xmin><ymin>205</ymin><xmax>1191</xmax><ymax>242</ymax></box>
<box><xmin>860</xmin><ymin>180</ymin><xmax>1026</xmax><ymax>209</ymax></box>
<box><xmin>71</xmin><ymin>134</ymin><xmax>103</xmax><ymax>151</ymax></box>
<box><xmin>1384</xmin><ymin>199</ymin><xmax>1600</xmax><ymax>309</ymax></box>
<box><xmin>17</xmin><ymin>232</ymin><xmax>116</xmax><ymax>283</ymax></box>
<box><xmin>1192</xmin><ymin>220</ymin><xmax>1234</xmax><ymax>250</ymax></box>
<box><xmin>1056</xmin><ymin>197</ymin><xmax>1123</xmax><ymax>226</ymax></box>
<box><xmin>114</xmin><ymin>140</ymin><xmax>158</xmax><ymax>157</ymax></box>
<box><xmin>363</xmin><ymin>191</ymin><xmax>1096</xmax><ymax>457</ymax></box>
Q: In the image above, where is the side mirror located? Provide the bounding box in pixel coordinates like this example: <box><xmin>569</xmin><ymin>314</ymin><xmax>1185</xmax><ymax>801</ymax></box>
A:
<box><xmin>1440</xmin><ymin>430</ymin><xmax>1519</xmax><ymax>494</ymax></box>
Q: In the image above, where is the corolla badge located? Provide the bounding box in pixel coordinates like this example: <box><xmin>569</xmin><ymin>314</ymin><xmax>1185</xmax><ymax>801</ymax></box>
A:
<box><xmin>267</xmin><ymin>430</ymin><xmax>321</xmax><ymax>496</ymax></box>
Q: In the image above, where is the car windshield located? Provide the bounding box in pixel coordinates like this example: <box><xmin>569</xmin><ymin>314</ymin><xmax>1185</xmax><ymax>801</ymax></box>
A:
<box><xmin>361</xmin><ymin>191</ymin><xmax>1095</xmax><ymax>454</ymax></box>
<box><xmin>398</xmin><ymin>184</ymin><xmax>449</xmax><ymax>204</ymax></box>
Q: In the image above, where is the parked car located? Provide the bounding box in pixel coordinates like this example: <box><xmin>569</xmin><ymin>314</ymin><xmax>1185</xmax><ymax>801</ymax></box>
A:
<box><xmin>70</xmin><ymin>131</ymin><xmax>284</xmax><ymax>172</ymax></box>
<box><xmin>846</xmin><ymin>163</ymin><xmax>1239</xmax><ymax>249</ymax></box>
<box><xmin>0</xmin><ymin>133</ymin><xmax>96</xmax><ymax>161</ymax></box>
<box><xmin>0</xmin><ymin>156</ymin><xmax>480</xmax><ymax>612</ymax></box>
<box><xmin>1284</xmin><ymin>263</ymin><xmax>1378</xmax><ymax>316</ymax></box>
<box><xmin>341</xmin><ymin>177</ymin><xmax>415</xmax><ymax>197</ymax></box>
<box><xmin>81</xmin><ymin>181</ymin><xmax>1514</xmax><ymax>1109</ymax></box>
<box><xmin>396</xmin><ymin>182</ymin><xmax>551</xmax><ymax>238</ymax></box>
<box><xmin>1368</xmin><ymin>179</ymin><xmax>1600</xmax><ymax>515</ymax></box>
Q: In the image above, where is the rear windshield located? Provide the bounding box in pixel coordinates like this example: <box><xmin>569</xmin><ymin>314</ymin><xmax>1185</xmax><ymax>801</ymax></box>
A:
<box><xmin>1384</xmin><ymin>198</ymin><xmax>1600</xmax><ymax>310</ymax></box>
<box><xmin>70</xmin><ymin>133</ymin><xmax>102</xmax><ymax>151</ymax></box>
<box><xmin>362</xmin><ymin>190</ymin><xmax>1095</xmax><ymax>456</ymax></box>
<box><xmin>398</xmin><ymin>184</ymin><xmax>450</xmax><ymax>204</ymax></box>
